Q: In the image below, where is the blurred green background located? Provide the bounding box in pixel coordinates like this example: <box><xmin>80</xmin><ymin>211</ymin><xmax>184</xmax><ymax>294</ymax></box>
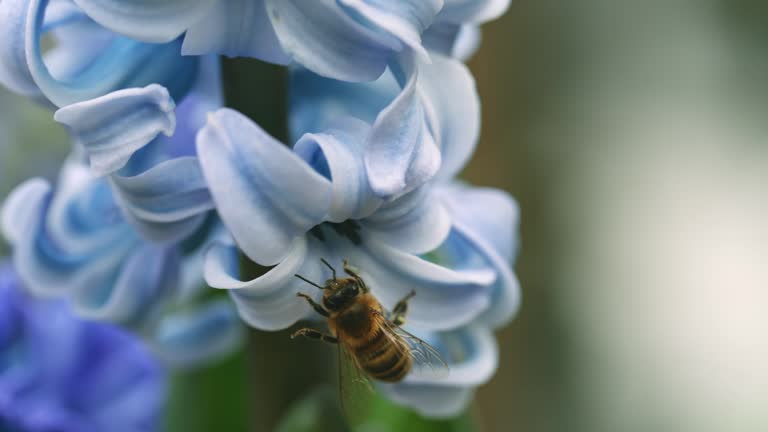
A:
<box><xmin>3</xmin><ymin>1</ymin><xmax>768</xmax><ymax>431</ymax></box>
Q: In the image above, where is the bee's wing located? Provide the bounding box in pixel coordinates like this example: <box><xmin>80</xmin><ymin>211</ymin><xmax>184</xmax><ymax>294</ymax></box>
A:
<box><xmin>336</xmin><ymin>338</ymin><xmax>373</xmax><ymax>422</ymax></box>
<box><xmin>385</xmin><ymin>320</ymin><xmax>450</xmax><ymax>379</ymax></box>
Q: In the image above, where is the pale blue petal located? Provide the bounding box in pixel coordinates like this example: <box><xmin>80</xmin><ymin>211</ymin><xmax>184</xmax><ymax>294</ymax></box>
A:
<box><xmin>1</xmin><ymin>177</ymin><xmax>50</xmax><ymax>247</ymax></box>
<box><xmin>111</xmin><ymin>158</ymin><xmax>212</xmax><ymax>225</ymax></box>
<box><xmin>437</xmin><ymin>183</ymin><xmax>521</xmax><ymax>327</ymax></box>
<box><xmin>381</xmin><ymin>385</ymin><xmax>474</xmax><ymax>419</ymax></box>
<box><xmin>452</xmin><ymin>25</ymin><xmax>481</xmax><ymax>61</ymax></box>
<box><xmin>294</xmin><ymin>117</ymin><xmax>382</xmax><ymax>222</ymax></box>
<box><xmin>337</xmin><ymin>0</ymin><xmax>443</xmax><ymax>57</ymax></box>
<box><xmin>182</xmin><ymin>0</ymin><xmax>290</xmax><ymax>64</ymax></box>
<box><xmin>380</xmin><ymin>325</ymin><xmax>497</xmax><ymax>417</ymax></box>
<box><xmin>116</xmin><ymin>55</ymin><xmax>222</xmax><ymax>172</ymax></box>
<box><xmin>25</xmin><ymin>0</ymin><xmax>198</xmax><ymax>107</ymax></box>
<box><xmin>72</xmin><ymin>0</ymin><xmax>216</xmax><ymax>43</ymax></box>
<box><xmin>436</xmin><ymin>226</ymin><xmax>520</xmax><ymax>328</ymax></box>
<box><xmin>152</xmin><ymin>298</ymin><xmax>244</xmax><ymax>368</ymax></box>
<box><xmin>196</xmin><ymin>108</ymin><xmax>332</xmax><ymax>265</ymax></box>
<box><xmin>348</xmin><ymin>240</ymin><xmax>494</xmax><ymax>330</ymax></box>
<box><xmin>54</xmin><ymin>84</ymin><xmax>176</xmax><ymax>176</ymax></box>
<box><xmin>422</xmin><ymin>22</ymin><xmax>480</xmax><ymax>61</ymax></box>
<box><xmin>44</xmin><ymin>158</ymin><xmax>131</xmax><ymax>256</ymax></box>
<box><xmin>418</xmin><ymin>54</ymin><xmax>479</xmax><ymax>180</ymax></box>
<box><xmin>148</xmin><ymin>55</ymin><xmax>223</xmax><ymax>161</ymax></box>
<box><xmin>1</xmin><ymin>172</ymin><xmax>186</xmax><ymax>325</ymax></box>
<box><xmin>110</xmin><ymin>157</ymin><xmax>214</xmax><ymax>243</ymax></box>
<box><xmin>365</xmin><ymin>54</ymin><xmax>440</xmax><ymax>197</ymax></box>
<box><xmin>203</xmin><ymin>239</ymin><xmax>329</xmax><ymax>330</ymax></box>
<box><xmin>288</xmin><ymin>65</ymin><xmax>395</xmax><ymax>139</ymax></box>
<box><xmin>265</xmin><ymin>0</ymin><xmax>398</xmax><ymax>81</ymax></box>
<box><xmin>438</xmin><ymin>0</ymin><xmax>510</xmax><ymax>24</ymax></box>
<box><xmin>72</xmin><ymin>245</ymin><xmax>180</xmax><ymax>325</ymax></box>
<box><xmin>0</xmin><ymin>0</ymin><xmax>39</xmax><ymax>96</ymax></box>
<box><xmin>1</xmin><ymin>178</ymin><xmax>137</xmax><ymax>302</ymax></box>
<box><xmin>438</xmin><ymin>183</ymin><xmax>519</xmax><ymax>261</ymax></box>
<box><xmin>361</xmin><ymin>186</ymin><xmax>450</xmax><ymax>254</ymax></box>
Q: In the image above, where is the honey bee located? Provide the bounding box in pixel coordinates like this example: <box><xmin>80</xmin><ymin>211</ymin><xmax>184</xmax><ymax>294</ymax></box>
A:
<box><xmin>291</xmin><ymin>259</ymin><xmax>447</xmax><ymax>383</ymax></box>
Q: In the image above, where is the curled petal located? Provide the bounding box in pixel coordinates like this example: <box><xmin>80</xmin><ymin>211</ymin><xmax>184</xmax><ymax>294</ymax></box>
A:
<box><xmin>337</xmin><ymin>0</ymin><xmax>443</xmax><ymax>58</ymax></box>
<box><xmin>365</xmin><ymin>54</ymin><xmax>440</xmax><ymax>197</ymax></box>
<box><xmin>2</xmin><ymin>176</ymin><xmax>186</xmax><ymax>326</ymax></box>
<box><xmin>380</xmin><ymin>325</ymin><xmax>497</xmax><ymax>417</ymax></box>
<box><xmin>437</xmin><ymin>183</ymin><xmax>521</xmax><ymax>327</ymax></box>
<box><xmin>438</xmin><ymin>0</ymin><xmax>511</xmax><ymax>24</ymax></box>
<box><xmin>2</xmin><ymin>177</ymin><xmax>50</xmax><ymax>247</ymax></box>
<box><xmin>294</xmin><ymin>117</ymin><xmax>381</xmax><ymax>222</ymax></box>
<box><xmin>54</xmin><ymin>85</ymin><xmax>176</xmax><ymax>176</ymax></box>
<box><xmin>418</xmin><ymin>54</ymin><xmax>479</xmax><ymax>180</ymax></box>
<box><xmin>110</xmin><ymin>157</ymin><xmax>214</xmax><ymax>243</ymax></box>
<box><xmin>152</xmin><ymin>298</ymin><xmax>244</xmax><ymax>368</ymax></box>
<box><xmin>438</xmin><ymin>183</ymin><xmax>519</xmax><ymax>261</ymax></box>
<box><xmin>361</xmin><ymin>186</ymin><xmax>450</xmax><ymax>254</ymax></box>
<box><xmin>148</xmin><ymin>54</ymin><xmax>223</xmax><ymax>161</ymax></box>
<box><xmin>438</xmin><ymin>226</ymin><xmax>520</xmax><ymax>328</ymax></box>
<box><xmin>182</xmin><ymin>0</ymin><xmax>289</xmax><ymax>64</ymax></box>
<box><xmin>1</xmin><ymin>178</ymin><xmax>136</xmax><ymax>303</ymax></box>
<box><xmin>351</xmin><ymin>240</ymin><xmax>494</xmax><ymax>330</ymax></box>
<box><xmin>383</xmin><ymin>385</ymin><xmax>473</xmax><ymax>419</ymax></box>
<box><xmin>422</xmin><ymin>22</ymin><xmax>480</xmax><ymax>61</ymax></box>
<box><xmin>265</xmin><ymin>0</ymin><xmax>398</xmax><ymax>82</ymax></box>
<box><xmin>25</xmin><ymin>0</ymin><xmax>198</xmax><ymax>107</ymax></box>
<box><xmin>72</xmin><ymin>245</ymin><xmax>179</xmax><ymax>325</ymax></box>
<box><xmin>72</xmin><ymin>0</ymin><xmax>216</xmax><ymax>43</ymax></box>
<box><xmin>0</xmin><ymin>0</ymin><xmax>38</xmax><ymax>96</ymax></box>
<box><xmin>203</xmin><ymin>239</ymin><xmax>329</xmax><ymax>330</ymax></box>
<box><xmin>288</xmin><ymin>65</ymin><xmax>395</xmax><ymax>139</ymax></box>
<box><xmin>197</xmin><ymin>108</ymin><xmax>332</xmax><ymax>265</ymax></box>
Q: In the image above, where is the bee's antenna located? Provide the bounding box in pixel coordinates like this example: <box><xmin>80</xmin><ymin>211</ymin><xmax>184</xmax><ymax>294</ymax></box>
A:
<box><xmin>320</xmin><ymin>258</ymin><xmax>336</xmax><ymax>280</ymax></box>
<box><xmin>294</xmin><ymin>274</ymin><xmax>326</xmax><ymax>290</ymax></box>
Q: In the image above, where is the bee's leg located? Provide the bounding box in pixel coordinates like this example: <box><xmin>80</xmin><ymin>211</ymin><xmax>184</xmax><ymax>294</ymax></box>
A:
<box><xmin>297</xmin><ymin>292</ymin><xmax>330</xmax><ymax>318</ymax></box>
<box><xmin>291</xmin><ymin>328</ymin><xmax>338</xmax><ymax>344</ymax></box>
<box><xmin>342</xmin><ymin>260</ymin><xmax>369</xmax><ymax>293</ymax></box>
<box><xmin>390</xmin><ymin>289</ymin><xmax>416</xmax><ymax>326</ymax></box>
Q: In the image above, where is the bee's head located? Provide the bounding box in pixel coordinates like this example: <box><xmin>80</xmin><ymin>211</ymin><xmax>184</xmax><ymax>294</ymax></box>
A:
<box><xmin>322</xmin><ymin>278</ymin><xmax>361</xmax><ymax>311</ymax></box>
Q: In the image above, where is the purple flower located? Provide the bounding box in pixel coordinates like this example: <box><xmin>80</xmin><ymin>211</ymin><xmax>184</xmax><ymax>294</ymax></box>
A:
<box><xmin>0</xmin><ymin>261</ymin><xmax>164</xmax><ymax>431</ymax></box>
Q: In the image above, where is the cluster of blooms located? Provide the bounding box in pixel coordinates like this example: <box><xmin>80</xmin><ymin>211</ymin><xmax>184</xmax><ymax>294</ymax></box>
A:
<box><xmin>0</xmin><ymin>0</ymin><xmax>520</xmax><ymax>419</ymax></box>
<box><xmin>0</xmin><ymin>262</ymin><xmax>164</xmax><ymax>431</ymax></box>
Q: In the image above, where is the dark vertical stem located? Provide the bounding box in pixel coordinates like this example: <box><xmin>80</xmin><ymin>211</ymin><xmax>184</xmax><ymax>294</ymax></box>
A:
<box><xmin>222</xmin><ymin>58</ymin><xmax>334</xmax><ymax>432</ymax></box>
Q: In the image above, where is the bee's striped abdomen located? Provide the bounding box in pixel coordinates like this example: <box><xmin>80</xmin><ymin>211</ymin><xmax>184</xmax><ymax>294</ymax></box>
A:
<box><xmin>354</xmin><ymin>328</ymin><xmax>413</xmax><ymax>383</ymax></box>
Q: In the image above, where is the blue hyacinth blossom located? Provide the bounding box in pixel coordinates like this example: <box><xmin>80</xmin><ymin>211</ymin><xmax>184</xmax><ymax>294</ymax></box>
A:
<box><xmin>1</xmin><ymin>53</ymin><xmax>242</xmax><ymax>365</ymax></box>
<box><xmin>62</xmin><ymin>0</ymin><xmax>507</xmax><ymax>82</ymax></box>
<box><xmin>196</xmin><ymin>108</ymin><xmax>520</xmax><ymax>415</ymax></box>
<box><xmin>197</xmin><ymin>107</ymin><xmax>519</xmax><ymax>331</ymax></box>
<box><xmin>0</xmin><ymin>261</ymin><xmax>164</xmax><ymax>431</ymax></box>
<box><xmin>53</xmin><ymin>53</ymin><xmax>222</xmax><ymax>242</ymax></box>
<box><xmin>291</xmin><ymin>53</ymin><xmax>480</xmax><ymax>196</ymax></box>
<box><xmin>0</xmin><ymin>0</ymin><xmax>199</xmax><ymax>108</ymax></box>
<box><xmin>1</xmin><ymin>157</ymin><xmax>243</xmax><ymax>368</ymax></box>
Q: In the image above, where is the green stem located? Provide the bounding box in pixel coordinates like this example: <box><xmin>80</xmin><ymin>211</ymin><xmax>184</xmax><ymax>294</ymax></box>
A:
<box><xmin>223</xmin><ymin>58</ymin><xmax>335</xmax><ymax>431</ymax></box>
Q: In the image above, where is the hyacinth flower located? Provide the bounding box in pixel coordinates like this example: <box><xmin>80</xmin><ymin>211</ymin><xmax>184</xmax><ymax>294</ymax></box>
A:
<box><xmin>0</xmin><ymin>49</ymin><xmax>242</xmax><ymax>368</ymax></box>
<box><xmin>0</xmin><ymin>261</ymin><xmax>164</xmax><ymax>431</ymax></box>
<box><xmin>293</xmin><ymin>61</ymin><xmax>521</xmax><ymax>412</ymax></box>
<box><xmin>196</xmin><ymin>61</ymin><xmax>520</xmax><ymax>416</ymax></box>
<box><xmin>56</xmin><ymin>0</ymin><xmax>510</xmax><ymax>82</ymax></box>
<box><xmin>0</xmin><ymin>0</ymin><xmax>199</xmax><ymax>109</ymax></box>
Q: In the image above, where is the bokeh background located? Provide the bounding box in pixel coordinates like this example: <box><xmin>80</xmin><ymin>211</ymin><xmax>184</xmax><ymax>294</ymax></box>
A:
<box><xmin>2</xmin><ymin>1</ymin><xmax>768</xmax><ymax>431</ymax></box>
